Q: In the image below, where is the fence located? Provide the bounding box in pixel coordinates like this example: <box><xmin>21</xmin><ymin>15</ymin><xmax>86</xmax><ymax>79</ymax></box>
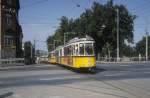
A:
<box><xmin>97</xmin><ymin>56</ymin><xmax>150</xmax><ymax>63</ymax></box>
<box><xmin>0</xmin><ymin>58</ymin><xmax>25</xmax><ymax>66</ymax></box>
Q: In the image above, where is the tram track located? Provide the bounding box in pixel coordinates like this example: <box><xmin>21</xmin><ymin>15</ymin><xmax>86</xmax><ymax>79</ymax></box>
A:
<box><xmin>56</xmin><ymin>65</ymin><xmax>150</xmax><ymax>98</ymax></box>
<box><xmin>117</xmin><ymin>79</ymin><xmax>150</xmax><ymax>92</ymax></box>
<box><xmin>58</xmin><ymin>85</ymin><xmax>128</xmax><ymax>98</ymax></box>
<box><xmin>55</xmin><ymin>72</ymin><xmax>136</xmax><ymax>98</ymax></box>
<box><xmin>84</xmin><ymin>74</ymin><xmax>150</xmax><ymax>98</ymax></box>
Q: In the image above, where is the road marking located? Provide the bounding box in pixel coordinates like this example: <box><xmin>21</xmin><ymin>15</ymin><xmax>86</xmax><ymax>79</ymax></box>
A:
<box><xmin>144</xmin><ymin>72</ymin><xmax>150</xmax><ymax>74</ymax></box>
<box><xmin>49</xmin><ymin>96</ymin><xmax>64</xmax><ymax>98</ymax></box>
<box><xmin>119</xmin><ymin>65</ymin><xmax>130</xmax><ymax>67</ymax></box>
<box><xmin>104</xmin><ymin>73</ymin><xmax>124</xmax><ymax>77</ymax></box>
<box><xmin>12</xmin><ymin>94</ymin><xmax>20</xmax><ymax>98</ymax></box>
<box><xmin>39</xmin><ymin>78</ymin><xmax>52</xmax><ymax>81</ymax></box>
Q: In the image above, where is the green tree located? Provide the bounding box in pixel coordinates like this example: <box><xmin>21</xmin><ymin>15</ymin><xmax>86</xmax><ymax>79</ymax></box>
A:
<box><xmin>47</xmin><ymin>0</ymin><xmax>136</xmax><ymax>58</ymax></box>
<box><xmin>24</xmin><ymin>41</ymin><xmax>35</xmax><ymax>64</ymax></box>
<box><xmin>135</xmin><ymin>36</ymin><xmax>150</xmax><ymax>57</ymax></box>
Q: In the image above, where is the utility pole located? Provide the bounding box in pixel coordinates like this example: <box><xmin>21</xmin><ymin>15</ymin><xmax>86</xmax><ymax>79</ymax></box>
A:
<box><xmin>31</xmin><ymin>44</ymin><xmax>32</xmax><ymax>59</ymax></box>
<box><xmin>34</xmin><ymin>39</ymin><xmax>36</xmax><ymax>63</ymax></box>
<box><xmin>116</xmin><ymin>8</ymin><xmax>120</xmax><ymax>62</ymax></box>
<box><xmin>146</xmin><ymin>29</ymin><xmax>148</xmax><ymax>61</ymax></box>
<box><xmin>54</xmin><ymin>40</ymin><xmax>60</xmax><ymax>50</ymax></box>
<box><xmin>64</xmin><ymin>33</ymin><xmax>66</xmax><ymax>45</ymax></box>
<box><xmin>54</xmin><ymin>40</ymin><xmax>55</xmax><ymax>50</ymax></box>
<box><xmin>64</xmin><ymin>32</ymin><xmax>69</xmax><ymax>45</ymax></box>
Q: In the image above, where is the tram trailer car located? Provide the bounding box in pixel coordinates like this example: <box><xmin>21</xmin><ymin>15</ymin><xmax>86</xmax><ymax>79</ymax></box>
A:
<box><xmin>49</xmin><ymin>35</ymin><xmax>96</xmax><ymax>70</ymax></box>
<box><xmin>49</xmin><ymin>50</ymin><xmax>56</xmax><ymax>64</ymax></box>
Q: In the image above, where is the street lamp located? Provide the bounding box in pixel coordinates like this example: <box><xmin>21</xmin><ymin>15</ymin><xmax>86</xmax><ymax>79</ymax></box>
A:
<box><xmin>146</xmin><ymin>30</ymin><xmax>149</xmax><ymax>61</ymax></box>
<box><xmin>97</xmin><ymin>25</ymin><xmax>106</xmax><ymax>60</ymax></box>
<box><xmin>64</xmin><ymin>32</ymin><xmax>68</xmax><ymax>45</ymax></box>
<box><xmin>116</xmin><ymin>8</ymin><xmax>120</xmax><ymax>62</ymax></box>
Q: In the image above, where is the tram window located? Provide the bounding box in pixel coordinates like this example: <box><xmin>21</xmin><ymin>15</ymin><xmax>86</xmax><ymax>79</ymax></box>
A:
<box><xmin>79</xmin><ymin>43</ymin><xmax>84</xmax><ymax>55</ymax></box>
<box><xmin>75</xmin><ymin>44</ymin><xmax>78</xmax><ymax>55</ymax></box>
<box><xmin>64</xmin><ymin>47</ymin><xmax>68</xmax><ymax>56</ymax></box>
<box><xmin>60</xmin><ymin>49</ymin><xmax>62</xmax><ymax>56</ymax></box>
<box><xmin>73</xmin><ymin>45</ymin><xmax>75</xmax><ymax>56</ymax></box>
<box><xmin>69</xmin><ymin>46</ymin><xmax>72</xmax><ymax>56</ymax></box>
<box><xmin>71</xmin><ymin>45</ymin><xmax>73</xmax><ymax>56</ymax></box>
<box><xmin>85</xmin><ymin>43</ymin><xmax>94</xmax><ymax>55</ymax></box>
<box><xmin>62</xmin><ymin>48</ymin><xmax>64</xmax><ymax>56</ymax></box>
<box><xmin>65</xmin><ymin>46</ymin><xmax>70</xmax><ymax>56</ymax></box>
<box><xmin>56</xmin><ymin>51</ymin><xmax>59</xmax><ymax>57</ymax></box>
<box><xmin>67</xmin><ymin>46</ymin><xmax>70</xmax><ymax>56</ymax></box>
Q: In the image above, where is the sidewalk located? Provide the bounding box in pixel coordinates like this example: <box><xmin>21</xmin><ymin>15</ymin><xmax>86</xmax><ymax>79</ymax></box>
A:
<box><xmin>96</xmin><ymin>61</ymin><xmax>150</xmax><ymax>64</ymax></box>
<box><xmin>0</xmin><ymin>64</ymin><xmax>42</xmax><ymax>70</ymax></box>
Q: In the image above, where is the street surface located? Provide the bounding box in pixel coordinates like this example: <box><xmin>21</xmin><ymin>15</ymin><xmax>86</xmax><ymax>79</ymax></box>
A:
<box><xmin>0</xmin><ymin>63</ymin><xmax>150</xmax><ymax>98</ymax></box>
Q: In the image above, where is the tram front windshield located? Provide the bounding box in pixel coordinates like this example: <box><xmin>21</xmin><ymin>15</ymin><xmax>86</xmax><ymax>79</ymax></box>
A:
<box><xmin>85</xmin><ymin>43</ymin><xmax>94</xmax><ymax>55</ymax></box>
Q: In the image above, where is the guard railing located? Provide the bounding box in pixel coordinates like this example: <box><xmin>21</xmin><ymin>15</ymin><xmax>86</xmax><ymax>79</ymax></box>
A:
<box><xmin>0</xmin><ymin>58</ymin><xmax>25</xmax><ymax>65</ymax></box>
<box><xmin>97</xmin><ymin>57</ymin><xmax>150</xmax><ymax>63</ymax></box>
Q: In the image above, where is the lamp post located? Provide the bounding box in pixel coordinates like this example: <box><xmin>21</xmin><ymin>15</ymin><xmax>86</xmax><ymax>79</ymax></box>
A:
<box><xmin>64</xmin><ymin>32</ymin><xmax>68</xmax><ymax>45</ymax></box>
<box><xmin>146</xmin><ymin>30</ymin><xmax>148</xmax><ymax>61</ymax></box>
<box><xmin>116</xmin><ymin>8</ymin><xmax>120</xmax><ymax>62</ymax></box>
<box><xmin>97</xmin><ymin>25</ymin><xmax>106</xmax><ymax>60</ymax></box>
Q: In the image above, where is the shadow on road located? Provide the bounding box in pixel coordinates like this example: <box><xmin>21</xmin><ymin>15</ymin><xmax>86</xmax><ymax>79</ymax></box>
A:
<box><xmin>0</xmin><ymin>64</ymin><xmax>65</xmax><ymax>71</ymax></box>
<box><xmin>0</xmin><ymin>92</ymin><xmax>13</xmax><ymax>98</ymax></box>
<box><xmin>1</xmin><ymin>69</ymin><xmax>150</xmax><ymax>89</ymax></box>
<box><xmin>1</xmin><ymin>63</ymin><xmax>150</xmax><ymax>89</ymax></box>
<box><xmin>54</xmin><ymin>64</ymin><xmax>106</xmax><ymax>74</ymax></box>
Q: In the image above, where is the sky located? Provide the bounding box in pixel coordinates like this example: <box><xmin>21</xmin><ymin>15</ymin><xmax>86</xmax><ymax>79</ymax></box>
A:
<box><xmin>19</xmin><ymin>0</ymin><xmax>150</xmax><ymax>51</ymax></box>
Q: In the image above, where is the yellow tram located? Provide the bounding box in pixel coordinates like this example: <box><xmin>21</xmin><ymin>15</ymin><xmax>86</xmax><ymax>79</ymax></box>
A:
<box><xmin>49</xmin><ymin>35</ymin><xmax>96</xmax><ymax>70</ymax></box>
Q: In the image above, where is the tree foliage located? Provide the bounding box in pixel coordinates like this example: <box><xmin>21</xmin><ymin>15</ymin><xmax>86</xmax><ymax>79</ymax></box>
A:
<box><xmin>135</xmin><ymin>36</ymin><xmax>150</xmax><ymax>57</ymax></box>
<box><xmin>47</xmin><ymin>0</ymin><xmax>136</xmax><ymax>57</ymax></box>
<box><xmin>24</xmin><ymin>41</ymin><xmax>35</xmax><ymax>64</ymax></box>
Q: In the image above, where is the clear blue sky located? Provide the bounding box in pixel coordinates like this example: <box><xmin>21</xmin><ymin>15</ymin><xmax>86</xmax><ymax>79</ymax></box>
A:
<box><xmin>19</xmin><ymin>0</ymin><xmax>150</xmax><ymax>51</ymax></box>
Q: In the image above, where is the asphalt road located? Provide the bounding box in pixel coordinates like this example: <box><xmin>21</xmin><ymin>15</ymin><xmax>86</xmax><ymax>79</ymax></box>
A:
<box><xmin>0</xmin><ymin>63</ymin><xmax>150</xmax><ymax>98</ymax></box>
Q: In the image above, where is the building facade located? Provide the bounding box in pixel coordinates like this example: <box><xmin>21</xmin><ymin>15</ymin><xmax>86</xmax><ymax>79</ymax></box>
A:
<box><xmin>0</xmin><ymin>0</ymin><xmax>23</xmax><ymax>59</ymax></box>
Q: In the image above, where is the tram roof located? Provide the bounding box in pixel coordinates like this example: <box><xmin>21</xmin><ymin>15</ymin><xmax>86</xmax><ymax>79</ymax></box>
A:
<box><xmin>67</xmin><ymin>35</ymin><xmax>94</xmax><ymax>45</ymax></box>
<box><xmin>51</xmin><ymin>35</ymin><xmax>94</xmax><ymax>52</ymax></box>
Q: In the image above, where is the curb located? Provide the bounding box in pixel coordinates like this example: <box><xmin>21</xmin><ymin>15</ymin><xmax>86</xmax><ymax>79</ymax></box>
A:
<box><xmin>96</xmin><ymin>61</ymin><xmax>150</xmax><ymax>64</ymax></box>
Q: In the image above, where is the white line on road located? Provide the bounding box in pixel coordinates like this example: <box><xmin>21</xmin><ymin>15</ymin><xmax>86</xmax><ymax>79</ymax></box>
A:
<box><xmin>104</xmin><ymin>73</ymin><xmax>124</xmax><ymax>77</ymax></box>
<box><xmin>39</xmin><ymin>78</ymin><xmax>52</xmax><ymax>81</ymax></box>
<box><xmin>144</xmin><ymin>72</ymin><xmax>150</xmax><ymax>74</ymax></box>
<box><xmin>119</xmin><ymin>65</ymin><xmax>131</xmax><ymax>67</ymax></box>
<box><xmin>12</xmin><ymin>94</ymin><xmax>20</xmax><ymax>98</ymax></box>
<box><xmin>0</xmin><ymin>81</ymin><xmax>3</xmax><ymax>84</ymax></box>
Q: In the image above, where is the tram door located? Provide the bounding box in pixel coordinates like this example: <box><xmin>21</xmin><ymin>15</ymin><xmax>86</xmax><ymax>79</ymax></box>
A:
<box><xmin>56</xmin><ymin>51</ymin><xmax>59</xmax><ymax>63</ymax></box>
<box><xmin>68</xmin><ymin>45</ymin><xmax>73</xmax><ymax>66</ymax></box>
<box><xmin>59</xmin><ymin>49</ymin><xmax>62</xmax><ymax>63</ymax></box>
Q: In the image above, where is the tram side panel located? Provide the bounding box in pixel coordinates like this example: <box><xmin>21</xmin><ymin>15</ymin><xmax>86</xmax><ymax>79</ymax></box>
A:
<box><xmin>49</xmin><ymin>52</ymin><xmax>56</xmax><ymax>64</ymax></box>
<box><xmin>50</xmin><ymin>57</ymin><xmax>56</xmax><ymax>64</ymax></box>
<box><xmin>72</xmin><ymin>56</ymin><xmax>96</xmax><ymax>68</ymax></box>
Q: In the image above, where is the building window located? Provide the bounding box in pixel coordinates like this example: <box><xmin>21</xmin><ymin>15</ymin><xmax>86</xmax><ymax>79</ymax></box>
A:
<box><xmin>6</xmin><ymin>14</ymin><xmax>12</xmax><ymax>27</ymax></box>
<box><xmin>4</xmin><ymin>36</ymin><xmax>14</xmax><ymax>46</ymax></box>
<box><xmin>7</xmin><ymin>0</ymin><xmax>12</xmax><ymax>5</ymax></box>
